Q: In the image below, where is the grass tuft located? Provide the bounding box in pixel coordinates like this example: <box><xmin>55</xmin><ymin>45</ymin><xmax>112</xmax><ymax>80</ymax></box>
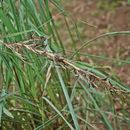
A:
<box><xmin>0</xmin><ymin>0</ymin><xmax>130</xmax><ymax>130</ymax></box>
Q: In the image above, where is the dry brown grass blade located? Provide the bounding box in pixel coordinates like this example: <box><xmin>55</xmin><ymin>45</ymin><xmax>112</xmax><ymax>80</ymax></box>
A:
<box><xmin>0</xmin><ymin>40</ymin><xmax>129</xmax><ymax>94</ymax></box>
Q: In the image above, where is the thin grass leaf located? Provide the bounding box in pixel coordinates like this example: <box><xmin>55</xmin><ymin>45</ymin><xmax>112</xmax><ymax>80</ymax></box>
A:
<box><xmin>79</xmin><ymin>79</ymin><xmax>113</xmax><ymax>130</ymax></box>
<box><xmin>71</xmin><ymin>31</ymin><xmax>130</xmax><ymax>58</ymax></box>
<box><xmin>0</xmin><ymin>103</ymin><xmax>3</xmax><ymax>126</ymax></box>
<box><xmin>34</xmin><ymin>114</ymin><xmax>59</xmax><ymax>130</ymax></box>
<box><xmin>0</xmin><ymin>9</ymin><xmax>16</xmax><ymax>33</ymax></box>
<box><xmin>55</xmin><ymin>65</ymin><xmax>80</xmax><ymax>130</ymax></box>
<box><xmin>3</xmin><ymin>107</ymin><xmax>14</xmax><ymax>119</ymax></box>
<box><xmin>42</xmin><ymin>97</ymin><xmax>75</xmax><ymax>130</ymax></box>
<box><xmin>75</xmin><ymin>52</ymin><xmax>130</xmax><ymax>64</ymax></box>
<box><xmin>8</xmin><ymin>0</ymin><xmax>21</xmax><ymax>36</ymax></box>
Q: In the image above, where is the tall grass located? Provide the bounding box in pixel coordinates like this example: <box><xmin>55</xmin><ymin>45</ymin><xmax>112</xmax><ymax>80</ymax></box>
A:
<box><xmin>0</xmin><ymin>0</ymin><xmax>130</xmax><ymax>130</ymax></box>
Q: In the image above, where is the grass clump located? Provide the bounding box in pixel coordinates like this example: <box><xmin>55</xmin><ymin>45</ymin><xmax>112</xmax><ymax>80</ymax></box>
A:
<box><xmin>0</xmin><ymin>0</ymin><xmax>130</xmax><ymax>130</ymax></box>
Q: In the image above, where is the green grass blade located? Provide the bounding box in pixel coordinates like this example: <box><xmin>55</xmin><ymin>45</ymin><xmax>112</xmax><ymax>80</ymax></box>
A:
<box><xmin>55</xmin><ymin>65</ymin><xmax>80</xmax><ymax>130</ymax></box>
<box><xmin>42</xmin><ymin>97</ymin><xmax>75</xmax><ymax>130</ymax></box>
<box><xmin>79</xmin><ymin>79</ymin><xmax>113</xmax><ymax>130</ymax></box>
<box><xmin>71</xmin><ymin>31</ymin><xmax>130</xmax><ymax>58</ymax></box>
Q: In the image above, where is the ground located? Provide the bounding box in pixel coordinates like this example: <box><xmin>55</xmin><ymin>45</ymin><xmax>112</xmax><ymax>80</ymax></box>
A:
<box><xmin>54</xmin><ymin>0</ymin><xmax>130</xmax><ymax>87</ymax></box>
